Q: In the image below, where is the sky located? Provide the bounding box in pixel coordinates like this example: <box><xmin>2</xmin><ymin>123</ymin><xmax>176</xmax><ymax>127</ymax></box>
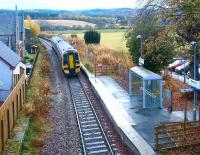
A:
<box><xmin>0</xmin><ymin>0</ymin><xmax>138</xmax><ymax>10</ymax></box>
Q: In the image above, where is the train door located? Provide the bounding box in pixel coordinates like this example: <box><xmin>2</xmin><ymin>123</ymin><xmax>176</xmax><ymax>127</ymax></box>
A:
<box><xmin>68</xmin><ymin>54</ymin><xmax>75</xmax><ymax>69</ymax></box>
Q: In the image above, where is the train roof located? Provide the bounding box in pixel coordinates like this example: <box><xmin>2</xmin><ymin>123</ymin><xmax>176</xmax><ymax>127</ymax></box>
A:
<box><xmin>58</xmin><ymin>40</ymin><xmax>76</xmax><ymax>52</ymax></box>
<box><xmin>51</xmin><ymin>36</ymin><xmax>63</xmax><ymax>44</ymax></box>
<box><xmin>51</xmin><ymin>36</ymin><xmax>77</xmax><ymax>54</ymax></box>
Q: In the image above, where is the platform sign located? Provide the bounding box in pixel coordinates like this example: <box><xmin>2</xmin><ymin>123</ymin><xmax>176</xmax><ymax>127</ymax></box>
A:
<box><xmin>180</xmin><ymin>88</ymin><xmax>193</xmax><ymax>93</ymax></box>
<box><xmin>139</xmin><ymin>57</ymin><xmax>144</xmax><ymax>66</ymax></box>
<box><xmin>187</xmin><ymin>78</ymin><xmax>200</xmax><ymax>90</ymax></box>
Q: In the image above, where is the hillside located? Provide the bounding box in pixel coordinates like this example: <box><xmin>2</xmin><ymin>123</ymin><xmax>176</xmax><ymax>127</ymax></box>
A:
<box><xmin>0</xmin><ymin>8</ymin><xmax>138</xmax><ymax>19</ymax></box>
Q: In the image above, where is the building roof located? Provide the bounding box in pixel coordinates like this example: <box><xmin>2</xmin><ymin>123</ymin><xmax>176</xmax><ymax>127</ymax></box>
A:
<box><xmin>0</xmin><ymin>41</ymin><xmax>21</xmax><ymax>68</ymax></box>
<box><xmin>130</xmin><ymin>66</ymin><xmax>162</xmax><ymax>80</ymax></box>
<box><xmin>0</xmin><ymin>13</ymin><xmax>23</xmax><ymax>36</ymax></box>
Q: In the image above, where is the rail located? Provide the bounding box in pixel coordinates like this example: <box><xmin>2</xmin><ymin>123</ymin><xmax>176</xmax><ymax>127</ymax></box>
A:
<box><xmin>68</xmin><ymin>77</ymin><xmax>114</xmax><ymax>155</ymax></box>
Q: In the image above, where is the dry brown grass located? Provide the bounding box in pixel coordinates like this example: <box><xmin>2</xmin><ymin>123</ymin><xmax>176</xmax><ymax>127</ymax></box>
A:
<box><xmin>22</xmin><ymin>41</ymin><xmax>52</xmax><ymax>154</ymax></box>
<box><xmin>67</xmin><ymin>36</ymin><xmax>133</xmax><ymax>80</ymax></box>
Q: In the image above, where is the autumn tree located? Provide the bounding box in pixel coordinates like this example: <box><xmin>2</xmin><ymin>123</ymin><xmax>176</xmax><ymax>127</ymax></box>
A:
<box><xmin>127</xmin><ymin>0</ymin><xmax>200</xmax><ymax>75</ymax></box>
<box><xmin>126</xmin><ymin>13</ymin><xmax>164</xmax><ymax>67</ymax></box>
<box><xmin>25</xmin><ymin>16</ymin><xmax>41</xmax><ymax>36</ymax></box>
<box><xmin>143</xmin><ymin>27</ymin><xmax>177</xmax><ymax>73</ymax></box>
<box><xmin>141</xmin><ymin>0</ymin><xmax>200</xmax><ymax>77</ymax></box>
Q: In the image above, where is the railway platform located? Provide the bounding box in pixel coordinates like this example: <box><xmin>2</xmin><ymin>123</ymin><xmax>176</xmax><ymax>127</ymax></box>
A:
<box><xmin>82</xmin><ymin>65</ymin><xmax>196</xmax><ymax>155</ymax></box>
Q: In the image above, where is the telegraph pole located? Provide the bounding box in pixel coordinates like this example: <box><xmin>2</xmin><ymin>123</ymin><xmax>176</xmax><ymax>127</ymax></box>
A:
<box><xmin>191</xmin><ymin>41</ymin><xmax>198</xmax><ymax>121</ymax></box>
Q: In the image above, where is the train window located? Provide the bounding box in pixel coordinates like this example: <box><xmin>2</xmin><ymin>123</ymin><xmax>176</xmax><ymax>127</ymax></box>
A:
<box><xmin>63</xmin><ymin>54</ymin><xmax>68</xmax><ymax>65</ymax></box>
<box><xmin>74</xmin><ymin>53</ymin><xmax>79</xmax><ymax>63</ymax></box>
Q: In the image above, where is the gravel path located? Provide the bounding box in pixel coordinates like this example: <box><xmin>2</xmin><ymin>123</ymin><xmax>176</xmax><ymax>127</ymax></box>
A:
<box><xmin>40</xmin><ymin>40</ymin><xmax>81</xmax><ymax>155</ymax></box>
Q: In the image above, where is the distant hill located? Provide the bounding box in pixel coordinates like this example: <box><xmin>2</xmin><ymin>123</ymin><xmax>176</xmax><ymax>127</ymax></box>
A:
<box><xmin>78</xmin><ymin>8</ymin><xmax>138</xmax><ymax>17</ymax></box>
<box><xmin>0</xmin><ymin>8</ymin><xmax>138</xmax><ymax>18</ymax></box>
<box><xmin>0</xmin><ymin>8</ymin><xmax>138</xmax><ymax>29</ymax></box>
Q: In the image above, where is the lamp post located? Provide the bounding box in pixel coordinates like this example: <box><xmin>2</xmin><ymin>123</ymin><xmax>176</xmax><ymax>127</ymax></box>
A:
<box><xmin>191</xmin><ymin>41</ymin><xmax>198</xmax><ymax>121</ymax></box>
<box><xmin>136</xmin><ymin>35</ymin><xmax>144</xmax><ymax>67</ymax></box>
<box><xmin>136</xmin><ymin>35</ymin><xmax>143</xmax><ymax>57</ymax></box>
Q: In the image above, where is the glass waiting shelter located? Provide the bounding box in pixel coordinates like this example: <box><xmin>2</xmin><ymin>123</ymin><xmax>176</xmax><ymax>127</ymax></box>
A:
<box><xmin>129</xmin><ymin>66</ymin><xmax>163</xmax><ymax>108</ymax></box>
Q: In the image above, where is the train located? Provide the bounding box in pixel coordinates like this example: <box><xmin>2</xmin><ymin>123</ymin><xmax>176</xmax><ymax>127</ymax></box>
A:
<box><xmin>51</xmin><ymin>36</ymin><xmax>80</xmax><ymax>76</ymax></box>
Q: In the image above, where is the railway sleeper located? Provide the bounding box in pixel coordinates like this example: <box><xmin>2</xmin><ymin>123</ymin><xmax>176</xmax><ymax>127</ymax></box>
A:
<box><xmin>81</xmin><ymin>123</ymin><xmax>98</xmax><ymax>128</ymax></box>
<box><xmin>86</xmin><ymin>144</ymin><xmax>107</xmax><ymax>150</ymax></box>
<box><xmin>84</xmin><ymin>136</ymin><xmax>104</xmax><ymax>141</ymax></box>
<box><xmin>83</xmin><ymin>132</ymin><xmax>101</xmax><ymax>136</ymax></box>
<box><xmin>82</xmin><ymin>127</ymin><xmax>99</xmax><ymax>132</ymax></box>
<box><xmin>81</xmin><ymin>120</ymin><xmax>96</xmax><ymax>124</ymax></box>
<box><xmin>87</xmin><ymin>149</ymin><xmax>109</xmax><ymax>155</ymax></box>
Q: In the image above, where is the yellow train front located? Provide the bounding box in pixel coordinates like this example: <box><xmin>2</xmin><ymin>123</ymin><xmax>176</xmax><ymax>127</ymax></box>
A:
<box><xmin>51</xmin><ymin>36</ymin><xmax>80</xmax><ymax>76</ymax></box>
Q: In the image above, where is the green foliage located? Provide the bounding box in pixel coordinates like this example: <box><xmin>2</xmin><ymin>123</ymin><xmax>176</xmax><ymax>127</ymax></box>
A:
<box><xmin>168</xmin><ymin>0</ymin><xmax>200</xmax><ymax>42</ymax></box>
<box><xmin>143</xmin><ymin>29</ymin><xmax>176</xmax><ymax>73</ymax></box>
<box><xmin>22</xmin><ymin>54</ymin><xmax>36</xmax><ymax>64</ymax></box>
<box><xmin>21</xmin><ymin>119</ymin><xmax>43</xmax><ymax>154</ymax></box>
<box><xmin>143</xmin><ymin>0</ymin><xmax>200</xmax><ymax>77</ymax></box>
<box><xmin>126</xmin><ymin>14</ymin><xmax>164</xmax><ymax>65</ymax></box>
<box><xmin>84</xmin><ymin>30</ymin><xmax>101</xmax><ymax>44</ymax></box>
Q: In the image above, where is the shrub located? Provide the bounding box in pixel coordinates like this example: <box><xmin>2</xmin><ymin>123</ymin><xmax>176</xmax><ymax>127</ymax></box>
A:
<box><xmin>71</xmin><ymin>34</ymin><xmax>78</xmax><ymax>38</ymax></box>
<box><xmin>84</xmin><ymin>30</ymin><xmax>101</xmax><ymax>44</ymax></box>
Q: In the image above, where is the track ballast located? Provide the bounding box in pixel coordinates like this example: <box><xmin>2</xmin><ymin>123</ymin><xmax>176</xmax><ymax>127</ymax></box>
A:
<box><xmin>68</xmin><ymin>77</ymin><xmax>114</xmax><ymax>155</ymax></box>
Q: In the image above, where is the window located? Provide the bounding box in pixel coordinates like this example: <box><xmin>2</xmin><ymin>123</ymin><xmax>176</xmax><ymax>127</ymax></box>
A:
<box><xmin>63</xmin><ymin>54</ymin><xmax>68</xmax><ymax>65</ymax></box>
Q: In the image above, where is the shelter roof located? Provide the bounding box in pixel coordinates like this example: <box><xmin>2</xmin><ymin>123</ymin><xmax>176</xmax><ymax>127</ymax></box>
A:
<box><xmin>130</xmin><ymin>66</ymin><xmax>162</xmax><ymax>80</ymax></box>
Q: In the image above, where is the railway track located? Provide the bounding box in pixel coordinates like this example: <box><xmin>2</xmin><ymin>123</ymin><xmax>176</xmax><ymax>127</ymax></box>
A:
<box><xmin>68</xmin><ymin>77</ymin><xmax>115</xmax><ymax>155</ymax></box>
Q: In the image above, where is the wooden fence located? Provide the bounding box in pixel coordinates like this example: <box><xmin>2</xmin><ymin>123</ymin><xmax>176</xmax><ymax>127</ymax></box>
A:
<box><xmin>95</xmin><ymin>64</ymin><xmax>117</xmax><ymax>76</ymax></box>
<box><xmin>95</xmin><ymin>64</ymin><xmax>129</xmax><ymax>81</ymax></box>
<box><xmin>0</xmin><ymin>72</ymin><xmax>26</xmax><ymax>153</ymax></box>
<box><xmin>155</xmin><ymin>121</ymin><xmax>200</xmax><ymax>154</ymax></box>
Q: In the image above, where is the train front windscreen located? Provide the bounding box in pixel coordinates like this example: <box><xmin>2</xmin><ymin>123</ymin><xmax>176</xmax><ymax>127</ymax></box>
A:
<box><xmin>63</xmin><ymin>54</ymin><xmax>68</xmax><ymax>65</ymax></box>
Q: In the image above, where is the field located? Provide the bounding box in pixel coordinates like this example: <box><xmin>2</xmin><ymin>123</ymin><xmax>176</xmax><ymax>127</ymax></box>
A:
<box><xmin>34</xmin><ymin>20</ymin><xmax>96</xmax><ymax>28</ymax></box>
<box><xmin>59</xmin><ymin>30</ymin><xmax>128</xmax><ymax>52</ymax></box>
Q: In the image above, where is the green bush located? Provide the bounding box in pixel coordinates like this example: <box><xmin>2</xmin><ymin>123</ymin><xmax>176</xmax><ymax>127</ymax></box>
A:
<box><xmin>84</xmin><ymin>30</ymin><xmax>101</xmax><ymax>44</ymax></box>
<box><xmin>71</xmin><ymin>34</ymin><xmax>78</xmax><ymax>38</ymax></box>
<box><xmin>23</xmin><ymin>55</ymin><xmax>35</xmax><ymax>63</ymax></box>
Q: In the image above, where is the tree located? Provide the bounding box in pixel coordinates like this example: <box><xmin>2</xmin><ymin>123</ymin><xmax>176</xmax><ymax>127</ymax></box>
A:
<box><xmin>25</xmin><ymin>16</ymin><xmax>41</xmax><ymax>36</ymax></box>
<box><xmin>84</xmin><ymin>30</ymin><xmax>101</xmax><ymax>44</ymax></box>
<box><xmin>143</xmin><ymin>28</ymin><xmax>177</xmax><ymax>73</ymax></box>
<box><xmin>126</xmin><ymin>13</ymin><xmax>164</xmax><ymax>65</ymax></box>
<box><xmin>142</xmin><ymin>0</ymin><xmax>200</xmax><ymax>77</ymax></box>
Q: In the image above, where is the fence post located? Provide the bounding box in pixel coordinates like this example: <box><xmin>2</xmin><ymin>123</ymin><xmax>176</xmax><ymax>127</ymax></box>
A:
<box><xmin>155</xmin><ymin>127</ymin><xmax>159</xmax><ymax>150</ymax></box>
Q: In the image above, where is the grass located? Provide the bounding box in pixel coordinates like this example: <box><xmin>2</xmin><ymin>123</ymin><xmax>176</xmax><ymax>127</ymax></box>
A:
<box><xmin>21</xmin><ymin>41</ymin><xmax>51</xmax><ymax>154</ymax></box>
<box><xmin>47</xmin><ymin>29</ymin><xmax>127</xmax><ymax>34</ymax></box>
<box><xmin>99</xmin><ymin>32</ymin><xmax>127</xmax><ymax>52</ymax></box>
<box><xmin>61</xmin><ymin>30</ymin><xmax>128</xmax><ymax>52</ymax></box>
<box><xmin>21</xmin><ymin>118</ymin><xmax>51</xmax><ymax>154</ymax></box>
<box><xmin>7</xmin><ymin>115</ymin><xmax>30</xmax><ymax>154</ymax></box>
